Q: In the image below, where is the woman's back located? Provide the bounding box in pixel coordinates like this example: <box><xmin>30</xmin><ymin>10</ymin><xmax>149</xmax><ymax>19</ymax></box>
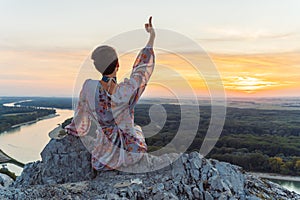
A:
<box><xmin>65</xmin><ymin>46</ymin><xmax>155</xmax><ymax>171</ymax></box>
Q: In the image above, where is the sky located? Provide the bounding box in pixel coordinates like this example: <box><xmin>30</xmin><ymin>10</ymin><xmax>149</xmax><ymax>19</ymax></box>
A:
<box><xmin>0</xmin><ymin>0</ymin><xmax>300</xmax><ymax>98</ymax></box>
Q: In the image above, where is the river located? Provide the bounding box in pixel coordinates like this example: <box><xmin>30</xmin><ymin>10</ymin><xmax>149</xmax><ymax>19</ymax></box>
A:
<box><xmin>0</xmin><ymin>102</ymin><xmax>299</xmax><ymax>194</ymax></box>
<box><xmin>270</xmin><ymin>178</ymin><xmax>300</xmax><ymax>194</ymax></box>
<box><xmin>250</xmin><ymin>172</ymin><xmax>300</xmax><ymax>194</ymax></box>
<box><xmin>0</xmin><ymin>105</ymin><xmax>73</xmax><ymax>176</ymax></box>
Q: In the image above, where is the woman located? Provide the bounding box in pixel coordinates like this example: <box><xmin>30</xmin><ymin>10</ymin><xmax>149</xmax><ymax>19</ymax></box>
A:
<box><xmin>64</xmin><ymin>17</ymin><xmax>155</xmax><ymax>171</ymax></box>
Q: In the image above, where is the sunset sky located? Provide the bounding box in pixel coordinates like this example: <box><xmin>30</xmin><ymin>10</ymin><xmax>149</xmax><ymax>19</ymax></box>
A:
<box><xmin>0</xmin><ymin>0</ymin><xmax>300</xmax><ymax>98</ymax></box>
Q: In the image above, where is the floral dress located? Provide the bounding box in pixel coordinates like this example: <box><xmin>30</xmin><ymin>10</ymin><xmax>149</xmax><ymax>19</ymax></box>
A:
<box><xmin>65</xmin><ymin>46</ymin><xmax>155</xmax><ymax>171</ymax></box>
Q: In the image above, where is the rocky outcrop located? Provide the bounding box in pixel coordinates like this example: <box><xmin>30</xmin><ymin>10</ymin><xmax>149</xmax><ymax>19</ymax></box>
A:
<box><xmin>13</xmin><ymin>135</ymin><xmax>94</xmax><ymax>187</ymax></box>
<box><xmin>0</xmin><ymin>173</ymin><xmax>14</xmax><ymax>189</ymax></box>
<box><xmin>0</xmin><ymin>135</ymin><xmax>299</xmax><ymax>199</ymax></box>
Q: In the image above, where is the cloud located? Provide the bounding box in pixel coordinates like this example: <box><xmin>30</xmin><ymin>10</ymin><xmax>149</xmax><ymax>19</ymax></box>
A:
<box><xmin>209</xmin><ymin>51</ymin><xmax>300</xmax><ymax>95</ymax></box>
<box><xmin>223</xmin><ymin>76</ymin><xmax>279</xmax><ymax>93</ymax></box>
<box><xmin>198</xmin><ymin>28</ymin><xmax>299</xmax><ymax>42</ymax></box>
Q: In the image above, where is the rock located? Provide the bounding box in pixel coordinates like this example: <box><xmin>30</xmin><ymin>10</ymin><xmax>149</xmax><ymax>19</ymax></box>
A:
<box><xmin>0</xmin><ymin>134</ymin><xmax>298</xmax><ymax>199</ymax></box>
<box><xmin>152</xmin><ymin>183</ymin><xmax>164</xmax><ymax>194</ymax></box>
<box><xmin>204</xmin><ymin>191</ymin><xmax>214</xmax><ymax>200</ymax></box>
<box><xmin>183</xmin><ymin>183</ymin><xmax>193</xmax><ymax>200</ymax></box>
<box><xmin>0</xmin><ymin>175</ymin><xmax>3</xmax><ymax>186</ymax></box>
<box><xmin>192</xmin><ymin>187</ymin><xmax>202</xmax><ymax>199</ymax></box>
<box><xmin>14</xmin><ymin>135</ymin><xmax>94</xmax><ymax>187</ymax></box>
<box><xmin>0</xmin><ymin>173</ymin><xmax>14</xmax><ymax>188</ymax></box>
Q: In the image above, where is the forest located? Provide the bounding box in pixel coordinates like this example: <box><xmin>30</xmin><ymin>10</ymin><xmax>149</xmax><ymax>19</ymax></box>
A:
<box><xmin>61</xmin><ymin>103</ymin><xmax>300</xmax><ymax>175</ymax></box>
<box><xmin>135</xmin><ymin>104</ymin><xmax>300</xmax><ymax>176</ymax></box>
<box><xmin>0</xmin><ymin>105</ymin><xmax>56</xmax><ymax>133</ymax></box>
<box><xmin>15</xmin><ymin>97</ymin><xmax>72</xmax><ymax>109</ymax></box>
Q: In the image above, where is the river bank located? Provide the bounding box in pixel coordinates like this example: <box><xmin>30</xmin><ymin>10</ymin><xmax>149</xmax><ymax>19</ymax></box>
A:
<box><xmin>9</xmin><ymin>113</ymin><xmax>59</xmax><ymax>129</ymax></box>
<box><xmin>0</xmin><ymin>108</ymin><xmax>73</xmax><ymax>176</ymax></box>
<box><xmin>0</xmin><ymin>100</ymin><xmax>58</xmax><ymax>134</ymax></box>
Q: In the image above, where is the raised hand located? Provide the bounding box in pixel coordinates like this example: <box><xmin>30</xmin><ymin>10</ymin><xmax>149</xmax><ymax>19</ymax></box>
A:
<box><xmin>145</xmin><ymin>16</ymin><xmax>155</xmax><ymax>47</ymax></box>
<box><xmin>145</xmin><ymin>16</ymin><xmax>155</xmax><ymax>36</ymax></box>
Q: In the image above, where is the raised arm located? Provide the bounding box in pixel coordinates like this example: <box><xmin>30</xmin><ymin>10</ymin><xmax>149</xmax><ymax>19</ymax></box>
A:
<box><xmin>112</xmin><ymin>17</ymin><xmax>155</xmax><ymax>106</ymax></box>
<box><xmin>127</xmin><ymin>17</ymin><xmax>156</xmax><ymax>108</ymax></box>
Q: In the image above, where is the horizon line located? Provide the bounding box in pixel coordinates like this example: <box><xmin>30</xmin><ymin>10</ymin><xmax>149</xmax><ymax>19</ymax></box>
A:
<box><xmin>1</xmin><ymin>95</ymin><xmax>300</xmax><ymax>99</ymax></box>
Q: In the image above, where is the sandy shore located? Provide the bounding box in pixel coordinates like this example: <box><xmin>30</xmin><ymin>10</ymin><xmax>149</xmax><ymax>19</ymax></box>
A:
<box><xmin>250</xmin><ymin>172</ymin><xmax>300</xmax><ymax>182</ymax></box>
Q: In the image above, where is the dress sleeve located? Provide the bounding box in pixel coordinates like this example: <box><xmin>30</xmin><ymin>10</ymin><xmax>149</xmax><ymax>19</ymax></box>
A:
<box><xmin>112</xmin><ymin>46</ymin><xmax>155</xmax><ymax>106</ymax></box>
<box><xmin>64</xmin><ymin>80</ymin><xmax>92</xmax><ymax>137</ymax></box>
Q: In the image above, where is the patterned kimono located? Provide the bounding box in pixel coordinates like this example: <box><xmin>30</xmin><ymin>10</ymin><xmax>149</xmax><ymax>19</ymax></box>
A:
<box><xmin>65</xmin><ymin>46</ymin><xmax>155</xmax><ymax>171</ymax></box>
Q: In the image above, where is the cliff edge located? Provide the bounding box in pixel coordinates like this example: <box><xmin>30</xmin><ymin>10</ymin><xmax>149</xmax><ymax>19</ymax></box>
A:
<box><xmin>0</xmin><ymin>135</ymin><xmax>299</xmax><ymax>200</ymax></box>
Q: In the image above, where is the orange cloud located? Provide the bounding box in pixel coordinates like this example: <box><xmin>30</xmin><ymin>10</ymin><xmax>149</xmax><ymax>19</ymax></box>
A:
<box><xmin>1</xmin><ymin>48</ymin><xmax>299</xmax><ymax>97</ymax></box>
<box><xmin>210</xmin><ymin>51</ymin><xmax>300</xmax><ymax>96</ymax></box>
<box><xmin>0</xmin><ymin>49</ymin><xmax>89</xmax><ymax>96</ymax></box>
